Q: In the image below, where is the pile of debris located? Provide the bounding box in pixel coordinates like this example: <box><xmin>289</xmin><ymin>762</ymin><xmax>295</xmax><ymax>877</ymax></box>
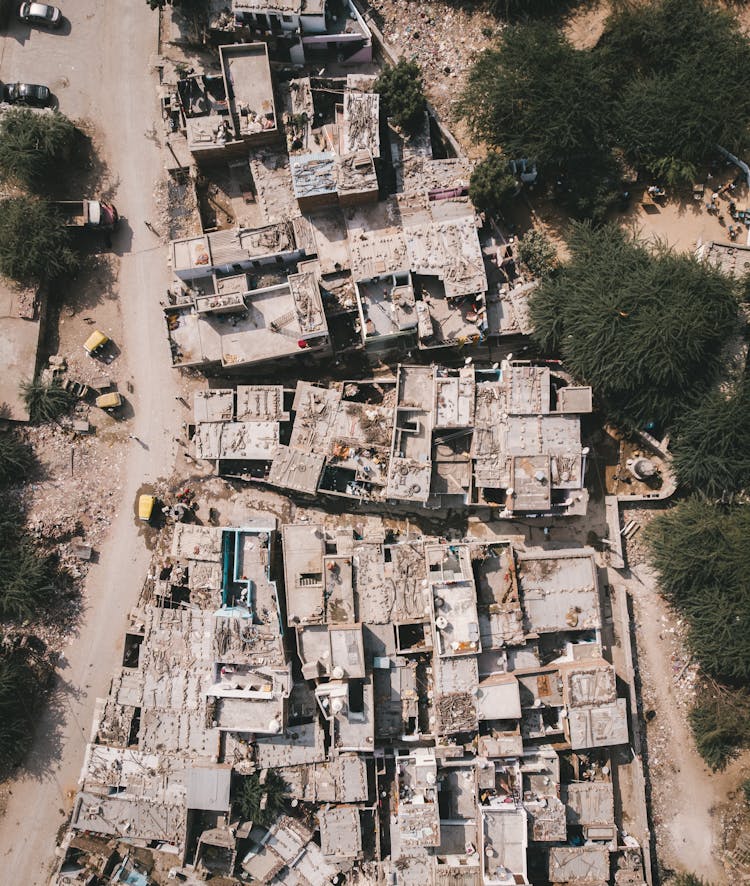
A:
<box><xmin>367</xmin><ymin>0</ymin><xmax>500</xmax><ymax>122</ymax></box>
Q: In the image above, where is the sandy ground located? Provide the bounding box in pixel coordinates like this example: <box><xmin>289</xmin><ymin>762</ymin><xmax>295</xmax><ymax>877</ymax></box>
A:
<box><xmin>0</xmin><ymin>3</ymin><xmax>183</xmax><ymax>883</ymax></box>
<box><xmin>619</xmin><ymin>517</ymin><xmax>750</xmax><ymax>883</ymax></box>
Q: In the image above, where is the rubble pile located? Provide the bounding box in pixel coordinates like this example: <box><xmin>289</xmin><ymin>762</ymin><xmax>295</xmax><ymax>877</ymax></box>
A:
<box><xmin>368</xmin><ymin>0</ymin><xmax>500</xmax><ymax>122</ymax></box>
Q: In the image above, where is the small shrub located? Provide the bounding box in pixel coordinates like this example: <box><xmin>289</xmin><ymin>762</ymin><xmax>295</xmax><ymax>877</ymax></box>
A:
<box><xmin>518</xmin><ymin>228</ymin><xmax>556</xmax><ymax>278</ymax></box>
<box><xmin>21</xmin><ymin>378</ymin><xmax>74</xmax><ymax>424</ymax></box>
<box><xmin>233</xmin><ymin>770</ymin><xmax>289</xmax><ymax>826</ymax></box>
<box><xmin>469</xmin><ymin>153</ymin><xmax>518</xmax><ymax>218</ymax></box>
<box><xmin>375</xmin><ymin>60</ymin><xmax>426</xmax><ymax>134</ymax></box>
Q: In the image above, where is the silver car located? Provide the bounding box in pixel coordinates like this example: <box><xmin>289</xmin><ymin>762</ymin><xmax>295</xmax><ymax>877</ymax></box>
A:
<box><xmin>18</xmin><ymin>2</ymin><xmax>63</xmax><ymax>29</ymax></box>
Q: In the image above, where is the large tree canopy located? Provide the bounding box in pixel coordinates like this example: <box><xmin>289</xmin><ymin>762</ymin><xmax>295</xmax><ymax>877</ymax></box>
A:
<box><xmin>0</xmin><ymin>109</ymin><xmax>78</xmax><ymax>190</ymax></box>
<box><xmin>602</xmin><ymin>0</ymin><xmax>750</xmax><ymax>177</ymax></box>
<box><xmin>647</xmin><ymin>499</ymin><xmax>750</xmax><ymax>769</ymax></box>
<box><xmin>458</xmin><ymin>23</ymin><xmax>611</xmax><ymax>168</ymax></box>
<box><xmin>0</xmin><ymin>504</ymin><xmax>55</xmax><ymax>622</ymax></box>
<box><xmin>459</xmin><ymin>0</ymin><xmax>750</xmax><ymax>213</ymax></box>
<box><xmin>528</xmin><ymin>224</ymin><xmax>739</xmax><ymax>427</ymax></box>
<box><xmin>0</xmin><ymin>197</ymin><xmax>78</xmax><ymax>285</ymax></box>
<box><xmin>670</xmin><ymin>381</ymin><xmax>750</xmax><ymax>498</ymax></box>
<box><xmin>0</xmin><ymin>431</ymin><xmax>34</xmax><ymax>487</ymax></box>
<box><xmin>646</xmin><ymin>499</ymin><xmax>750</xmax><ymax>684</ymax></box>
<box><xmin>468</xmin><ymin>153</ymin><xmax>518</xmax><ymax>218</ymax></box>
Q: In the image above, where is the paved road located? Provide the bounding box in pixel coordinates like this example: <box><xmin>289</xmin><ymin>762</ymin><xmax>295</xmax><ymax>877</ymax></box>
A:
<box><xmin>0</xmin><ymin>4</ymin><xmax>180</xmax><ymax>882</ymax></box>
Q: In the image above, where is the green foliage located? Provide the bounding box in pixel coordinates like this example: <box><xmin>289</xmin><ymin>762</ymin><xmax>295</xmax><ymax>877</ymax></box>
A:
<box><xmin>487</xmin><ymin>0</ymin><xmax>585</xmax><ymax>16</ymax></box>
<box><xmin>646</xmin><ymin>499</ymin><xmax>750</xmax><ymax>684</ymax></box>
<box><xmin>689</xmin><ymin>688</ymin><xmax>750</xmax><ymax>771</ymax></box>
<box><xmin>233</xmin><ymin>770</ymin><xmax>288</xmax><ymax>826</ymax></box>
<box><xmin>458</xmin><ymin>24</ymin><xmax>611</xmax><ymax>168</ymax></box>
<box><xmin>0</xmin><ymin>499</ymin><xmax>55</xmax><ymax>621</ymax></box>
<box><xmin>21</xmin><ymin>378</ymin><xmax>74</xmax><ymax>424</ymax></box>
<box><xmin>602</xmin><ymin>0</ymin><xmax>750</xmax><ymax>177</ymax></box>
<box><xmin>459</xmin><ymin>0</ymin><xmax>750</xmax><ymax>212</ymax></box>
<box><xmin>0</xmin><ymin>431</ymin><xmax>34</xmax><ymax>488</ymax></box>
<box><xmin>374</xmin><ymin>60</ymin><xmax>426</xmax><ymax>134</ymax></box>
<box><xmin>0</xmin><ymin>650</ymin><xmax>45</xmax><ymax>769</ymax></box>
<box><xmin>742</xmin><ymin>778</ymin><xmax>750</xmax><ymax>805</ymax></box>
<box><xmin>529</xmin><ymin>224</ymin><xmax>738</xmax><ymax>427</ymax></box>
<box><xmin>0</xmin><ymin>109</ymin><xmax>78</xmax><ymax>190</ymax></box>
<box><xmin>555</xmin><ymin>150</ymin><xmax>624</xmax><ymax>223</ymax></box>
<box><xmin>0</xmin><ymin>197</ymin><xmax>78</xmax><ymax>284</ymax></box>
<box><xmin>517</xmin><ymin>228</ymin><xmax>556</xmax><ymax>278</ymax></box>
<box><xmin>0</xmin><ymin>542</ymin><xmax>55</xmax><ymax>621</ymax></box>
<box><xmin>670</xmin><ymin>382</ymin><xmax>750</xmax><ymax>497</ymax></box>
<box><xmin>468</xmin><ymin>153</ymin><xmax>517</xmax><ymax>218</ymax></box>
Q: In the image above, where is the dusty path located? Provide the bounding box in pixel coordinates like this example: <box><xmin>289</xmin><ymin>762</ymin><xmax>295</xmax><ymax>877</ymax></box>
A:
<box><xmin>624</xmin><ymin>563</ymin><xmax>747</xmax><ymax>883</ymax></box>
<box><xmin>0</xmin><ymin>3</ymin><xmax>181</xmax><ymax>882</ymax></box>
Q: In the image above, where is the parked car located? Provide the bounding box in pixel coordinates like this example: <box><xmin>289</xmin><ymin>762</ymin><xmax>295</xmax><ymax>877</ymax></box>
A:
<box><xmin>17</xmin><ymin>2</ymin><xmax>62</xmax><ymax>28</ymax></box>
<box><xmin>3</xmin><ymin>82</ymin><xmax>52</xmax><ymax>108</ymax></box>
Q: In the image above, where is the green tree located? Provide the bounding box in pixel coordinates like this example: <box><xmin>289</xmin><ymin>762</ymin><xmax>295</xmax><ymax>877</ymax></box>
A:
<box><xmin>469</xmin><ymin>153</ymin><xmax>518</xmax><ymax>218</ymax></box>
<box><xmin>690</xmin><ymin>691</ymin><xmax>750</xmax><ymax>771</ymax></box>
<box><xmin>670</xmin><ymin>382</ymin><xmax>750</xmax><ymax>497</ymax></box>
<box><xmin>374</xmin><ymin>60</ymin><xmax>426</xmax><ymax>134</ymax></box>
<box><xmin>458</xmin><ymin>24</ymin><xmax>612</xmax><ymax>169</ymax></box>
<box><xmin>529</xmin><ymin>224</ymin><xmax>739</xmax><ymax>427</ymax></box>
<box><xmin>517</xmin><ymin>228</ymin><xmax>556</xmax><ymax>278</ymax></box>
<box><xmin>602</xmin><ymin>0</ymin><xmax>750</xmax><ymax>178</ymax></box>
<box><xmin>645</xmin><ymin>499</ymin><xmax>750</xmax><ymax>684</ymax></box>
<box><xmin>488</xmin><ymin>0</ymin><xmax>585</xmax><ymax>16</ymax></box>
<box><xmin>21</xmin><ymin>378</ymin><xmax>74</xmax><ymax>424</ymax></box>
<box><xmin>234</xmin><ymin>770</ymin><xmax>288</xmax><ymax>826</ymax></box>
<box><xmin>0</xmin><ymin>197</ymin><xmax>78</xmax><ymax>285</ymax></box>
<box><xmin>0</xmin><ymin>650</ymin><xmax>46</xmax><ymax>769</ymax></box>
<box><xmin>0</xmin><ymin>431</ymin><xmax>34</xmax><ymax>487</ymax></box>
<box><xmin>0</xmin><ymin>539</ymin><xmax>55</xmax><ymax>621</ymax></box>
<box><xmin>0</xmin><ymin>497</ymin><xmax>56</xmax><ymax>622</ymax></box>
<box><xmin>0</xmin><ymin>109</ymin><xmax>78</xmax><ymax>189</ymax></box>
<box><xmin>458</xmin><ymin>1</ymin><xmax>750</xmax><ymax>212</ymax></box>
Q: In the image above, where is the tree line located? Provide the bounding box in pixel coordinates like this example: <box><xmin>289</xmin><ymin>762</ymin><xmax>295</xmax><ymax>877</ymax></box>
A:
<box><xmin>459</xmin><ymin>0</ymin><xmax>750</xmax><ymax>219</ymax></box>
<box><xmin>0</xmin><ymin>433</ymin><xmax>59</xmax><ymax>769</ymax></box>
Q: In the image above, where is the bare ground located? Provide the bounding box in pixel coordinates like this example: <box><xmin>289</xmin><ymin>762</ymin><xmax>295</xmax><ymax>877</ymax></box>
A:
<box><xmin>622</xmin><ymin>512</ymin><xmax>750</xmax><ymax>883</ymax></box>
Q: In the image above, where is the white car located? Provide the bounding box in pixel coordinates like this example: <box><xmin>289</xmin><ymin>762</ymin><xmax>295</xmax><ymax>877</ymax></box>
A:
<box><xmin>18</xmin><ymin>2</ymin><xmax>63</xmax><ymax>29</ymax></box>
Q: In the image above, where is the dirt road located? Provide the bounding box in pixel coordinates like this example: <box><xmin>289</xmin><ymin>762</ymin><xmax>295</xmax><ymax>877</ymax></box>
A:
<box><xmin>0</xmin><ymin>3</ymin><xmax>181</xmax><ymax>882</ymax></box>
<box><xmin>626</xmin><ymin>563</ymin><xmax>746</xmax><ymax>883</ymax></box>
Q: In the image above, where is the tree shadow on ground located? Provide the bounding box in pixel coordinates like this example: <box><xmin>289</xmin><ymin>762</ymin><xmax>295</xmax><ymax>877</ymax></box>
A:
<box><xmin>0</xmin><ymin>671</ymin><xmax>86</xmax><ymax>785</ymax></box>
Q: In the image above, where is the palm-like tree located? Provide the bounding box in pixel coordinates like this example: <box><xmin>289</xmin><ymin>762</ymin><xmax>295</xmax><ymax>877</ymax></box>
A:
<box><xmin>21</xmin><ymin>378</ymin><xmax>74</xmax><ymax>424</ymax></box>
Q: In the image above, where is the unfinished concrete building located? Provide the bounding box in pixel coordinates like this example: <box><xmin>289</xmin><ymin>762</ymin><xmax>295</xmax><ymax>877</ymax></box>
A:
<box><xmin>58</xmin><ymin>514</ymin><xmax>649</xmax><ymax>886</ymax></box>
<box><xmin>161</xmin><ymin>56</ymin><xmax>541</xmax><ymax>376</ymax></box>
<box><xmin>208</xmin><ymin>0</ymin><xmax>374</xmax><ymax>66</ymax></box>
<box><xmin>193</xmin><ymin>363</ymin><xmax>592</xmax><ymax>516</ymax></box>
<box><xmin>177</xmin><ymin>43</ymin><xmax>280</xmax><ymax>161</ymax></box>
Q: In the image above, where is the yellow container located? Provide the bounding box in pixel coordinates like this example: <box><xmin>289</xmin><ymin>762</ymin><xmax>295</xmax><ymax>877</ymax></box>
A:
<box><xmin>84</xmin><ymin>330</ymin><xmax>109</xmax><ymax>355</ymax></box>
<box><xmin>138</xmin><ymin>494</ymin><xmax>155</xmax><ymax>522</ymax></box>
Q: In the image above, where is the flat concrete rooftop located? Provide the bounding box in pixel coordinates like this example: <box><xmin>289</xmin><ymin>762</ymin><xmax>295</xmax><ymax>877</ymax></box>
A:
<box><xmin>220</xmin><ymin>43</ymin><xmax>277</xmax><ymax>137</ymax></box>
